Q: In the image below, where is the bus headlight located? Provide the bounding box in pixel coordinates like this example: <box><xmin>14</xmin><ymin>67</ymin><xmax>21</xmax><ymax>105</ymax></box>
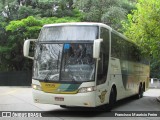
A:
<box><xmin>78</xmin><ymin>86</ymin><xmax>96</xmax><ymax>93</ymax></box>
<box><xmin>32</xmin><ymin>84</ymin><xmax>42</xmax><ymax>91</ymax></box>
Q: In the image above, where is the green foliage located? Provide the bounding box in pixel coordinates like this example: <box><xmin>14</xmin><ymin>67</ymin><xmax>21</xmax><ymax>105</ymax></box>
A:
<box><xmin>123</xmin><ymin>0</ymin><xmax>160</xmax><ymax>58</ymax></box>
<box><xmin>41</xmin><ymin>16</ymin><xmax>81</xmax><ymax>24</ymax></box>
<box><xmin>6</xmin><ymin>16</ymin><xmax>42</xmax><ymax>38</ymax></box>
<box><xmin>0</xmin><ymin>0</ymin><xmax>82</xmax><ymax>21</ymax></box>
<box><xmin>17</xmin><ymin>6</ymin><xmax>41</xmax><ymax>19</ymax></box>
<box><xmin>0</xmin><ymin>0</ymin><xmax>81</xmax><ymax>71</ymax></box>
<box><xmin>123</xmin><ymin>0</ymin><xmax>160</xmax><ymax>78</ymax></box>
<box><xmin>74</xmin><ymin>0</ymin><xmax>135</xmax><ymax>30</ymax></box>
<box><xmin>0</xmin><ymin>16</ymin><xmax>80</xmax><ymax>71</ymax></box>
<box><xmin>0</xmin><ymin>0</ymin><xmax>136</xmax><ymax>71</ymax></box>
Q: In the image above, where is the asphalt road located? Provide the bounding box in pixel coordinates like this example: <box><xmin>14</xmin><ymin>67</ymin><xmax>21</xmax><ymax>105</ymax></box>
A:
<box><xmin>0</xmin><ymin>86</ymin><xmax>160</xmax><ymax>120</ymax></box>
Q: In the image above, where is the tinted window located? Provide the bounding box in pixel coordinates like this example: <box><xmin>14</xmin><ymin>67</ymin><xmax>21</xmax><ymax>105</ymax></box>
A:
<box><xmin>111</xmin><ymin>32</ymin><xmax>141</xmax><ymax>62</ymax></box>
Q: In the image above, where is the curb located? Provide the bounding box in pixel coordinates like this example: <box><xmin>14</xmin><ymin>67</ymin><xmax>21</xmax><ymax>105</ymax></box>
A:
<box><xmin>156</xmin><ymin>96</ymin><xmax>160</xmax><ymax>102</ymax></box>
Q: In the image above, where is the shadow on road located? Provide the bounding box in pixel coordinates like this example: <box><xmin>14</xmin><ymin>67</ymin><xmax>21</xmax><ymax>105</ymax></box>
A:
<box><xmin>114</xmin><ymin>95</ymin><xmax>137</xmax><ymax>109</ymax></box>
<box><xmin>42</xmin><ymin>108</ymin><xmax>107</xmax><ymax>117</ymax></box>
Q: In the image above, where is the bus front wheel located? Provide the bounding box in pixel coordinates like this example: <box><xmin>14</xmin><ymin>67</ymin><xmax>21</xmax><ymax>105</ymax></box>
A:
<box><xmin>60</xmin><ymin>105</ymin><xmax>67</xmax><ymax>108</ymax></box>
<box><xmin>108</xmin><ymin>87</ymin><xmax>116</xmax><ymax>110</ymax></box>
<box><xmin>99</xmin><ymin>87</ymin><xmax>116</xmax><ymax>111</ymax></box>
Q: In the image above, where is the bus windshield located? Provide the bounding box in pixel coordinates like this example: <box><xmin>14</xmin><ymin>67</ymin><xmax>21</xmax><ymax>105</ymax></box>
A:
<box><xmin>33</xmin><ymin>43</ymin><xmax>95</xmax><ymax>82</ymax></box>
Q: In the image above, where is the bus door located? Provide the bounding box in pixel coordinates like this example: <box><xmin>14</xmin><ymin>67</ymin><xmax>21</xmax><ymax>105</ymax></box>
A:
<box><xmin>95</xmin><ymin>27</ymin><xmax>110</xmax><ymax>106</ymax></box>
<box><xmin>95</xmin><ymin>52</ymin><xmax>109</xmax><ymax>106</ymax></box>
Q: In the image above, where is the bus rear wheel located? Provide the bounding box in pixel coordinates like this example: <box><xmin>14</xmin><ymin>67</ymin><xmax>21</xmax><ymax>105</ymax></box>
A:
<box><xmin>136</xmin><ymin>84</ymin><xmax>143</xmax><ymax>99</ymax></box>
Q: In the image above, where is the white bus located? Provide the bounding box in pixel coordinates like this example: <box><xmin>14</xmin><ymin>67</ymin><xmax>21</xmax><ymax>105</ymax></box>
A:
<box><xmin>23</xmin><ymin>22</ymin><xmax>150</xmax><ymax>110</ymax></box>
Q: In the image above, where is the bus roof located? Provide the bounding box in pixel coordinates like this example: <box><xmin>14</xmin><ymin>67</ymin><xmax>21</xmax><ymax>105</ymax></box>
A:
<box><xmin>43</xmin><ymin>22</ymin><xmax>132</xmax><ymax>45</ymax></box>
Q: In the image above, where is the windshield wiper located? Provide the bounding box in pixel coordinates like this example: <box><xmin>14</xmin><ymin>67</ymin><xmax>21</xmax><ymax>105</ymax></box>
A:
<box><xmin>44</xmin><ymin>73</ymin><xmax>50</xmax><ymax>81</ymax></box>
<box><xmin>57</xmin><ymin>51</ymin><xmax>60</xmax><ymax>72</ymax></box>
<box><xmin>44</xmin><ymin>70</ymin><xmax>60</xmax><ymax>81</ymax></box>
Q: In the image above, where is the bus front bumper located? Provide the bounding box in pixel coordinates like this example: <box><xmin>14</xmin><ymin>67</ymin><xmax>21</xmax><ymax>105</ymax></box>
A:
<box><xmin>32</xmin><ymin>89</ymin><xmax>96</xmax><ymax>107</ymax></box>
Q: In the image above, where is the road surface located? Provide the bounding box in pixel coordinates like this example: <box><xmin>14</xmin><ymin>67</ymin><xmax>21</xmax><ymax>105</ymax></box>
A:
<box><xmin>0</xmin><ymin>86</ymin><xmax>160</xmax><ymax>120</ymax></box>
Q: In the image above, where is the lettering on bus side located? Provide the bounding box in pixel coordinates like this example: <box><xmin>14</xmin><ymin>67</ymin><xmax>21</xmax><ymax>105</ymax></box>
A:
<box><xmin>45</xmin><ymin>83</ymin><xmax>56</xmax><ymax>87</ymax></box>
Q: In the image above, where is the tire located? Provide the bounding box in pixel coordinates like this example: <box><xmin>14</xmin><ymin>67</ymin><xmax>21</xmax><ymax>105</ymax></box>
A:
<box><xmin>60</xmin><ymin>105</ymin><xmax>67</xmax><ymax>108</ymax></box>
<box><xmin>108</xmin><ymin>87</ymin><xmax>116</xmax><ymax>111</ymax></box>
<box><xmin>136</xmin><ymin>84</ymin><xmax>143</xmax><ymax>99</ymax></box>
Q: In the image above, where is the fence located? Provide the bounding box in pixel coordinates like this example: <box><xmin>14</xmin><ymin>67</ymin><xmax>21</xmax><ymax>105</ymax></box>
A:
<box><xmin>0</xmin><ymin>71</ymin><xmax>32</xmax><ymax>86</ymax></box>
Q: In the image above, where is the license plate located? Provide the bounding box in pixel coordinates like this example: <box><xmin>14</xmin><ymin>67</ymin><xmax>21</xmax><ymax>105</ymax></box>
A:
<box><xmin>55</xmin><ymin>97</ymin><xmax>64</xmax><ymax>101</ymax></box>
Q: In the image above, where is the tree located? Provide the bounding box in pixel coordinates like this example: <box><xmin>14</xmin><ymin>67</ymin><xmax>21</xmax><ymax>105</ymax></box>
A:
<box><xmin>0</xmin><ymin>16</ymin><xmax>80</xmax><ymax>71</ymax></box>
<box><xmin>123</xmin><ymin>0</ymin><xmax>160</xmax><ymax>78</ymax></box>
<box><xmin>0</xmin><ymin>16</ymin><xmax>42</xmax><ymax>71</ymax></box>
<box><xmin>0</xmin><ymin>0</ymin><xmax>83</xmax><ymax>71</ymax></box>
<box><xmin>74</xmin><ymin>0</ymin><xmax>135</xmax><ymax>30</ymax></box>
<box><xmin>1</xmin><ymin>0</ymin><xmax>82</xmax><ymax>20</ymax></box>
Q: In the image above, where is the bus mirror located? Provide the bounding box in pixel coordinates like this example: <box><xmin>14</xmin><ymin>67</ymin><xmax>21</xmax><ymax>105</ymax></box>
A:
<box><xmin>93</xmin><ymin>39</ymin><xmax>103</xmax><ymax>59</ymax></box>
<box><xmin>23</xmin><ymin>39</ymin><xmax>37</xmax><ymax>60</ymax></box>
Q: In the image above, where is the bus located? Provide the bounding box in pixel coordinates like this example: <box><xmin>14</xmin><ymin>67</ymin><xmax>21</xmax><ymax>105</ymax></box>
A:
<box><xmin>23</xmin><ymin>22</ymin><xmax>150</xmax><ymax>110</ymax></box>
